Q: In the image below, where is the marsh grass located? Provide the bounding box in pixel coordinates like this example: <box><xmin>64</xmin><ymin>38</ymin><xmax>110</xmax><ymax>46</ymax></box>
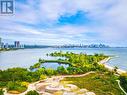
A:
<box><xmin>62</xmin><ymin>72</ymin><xmax>124</xmax><ymax>95</ymax></box>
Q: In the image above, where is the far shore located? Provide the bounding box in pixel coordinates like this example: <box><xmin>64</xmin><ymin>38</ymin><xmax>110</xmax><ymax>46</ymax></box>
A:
<box><xmin>99</xmin><ymin>57</ymin><xmax>126</xmax><ymax>75</ymax></box>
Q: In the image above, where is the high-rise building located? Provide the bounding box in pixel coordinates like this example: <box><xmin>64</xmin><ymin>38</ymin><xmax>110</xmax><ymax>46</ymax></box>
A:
<box><xmin>14</xmin><ymin>41</ymin><xmax>20</xmax><ymax>48</ymax></box>
<box><xmin>20</xmin><ymin>44</ymin><xmax>24</xmax><ymax>48</ymax></box>
<box><xmin>0</xmin><ymin>37</ymin><xmax>1</xmax><ymax>49</ymax></box>
<box><xmin>1</xmin><ymin>42</ymin><xmax>4</xmax><ymax>48</ymax></box>
<box><xmin>5</xmin><ymin>43</ymin><xmax>9</xmax><ymax>48</ymax></box>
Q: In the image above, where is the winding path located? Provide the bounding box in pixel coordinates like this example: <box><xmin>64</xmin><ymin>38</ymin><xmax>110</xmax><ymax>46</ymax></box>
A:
<box><xmin>3</xmin><ymin>57</ymin><xmax>127</xmax><ymax>95</ymax></box>
<box><xmin>3</xmin><ymin>71</ymin><xmax>95</xmax><ymax>95</ymax></box>
<box><xmin>116</xmin><ymin>80</ymin><xmax>127</xmax><ymax>95</ymax></box>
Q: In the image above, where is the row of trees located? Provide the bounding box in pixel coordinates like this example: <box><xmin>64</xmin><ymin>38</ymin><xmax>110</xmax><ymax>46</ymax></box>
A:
<box><xmin>50</xmin><ymin>51</ymin><xmax>108</xmax><ymax>64</ymax></box>
<box><xmin>0</xmin><ymin>67</ymin><xmax>48</xmax><ymax>93</ymax></box>
<box><xmin>30</xmin><ymin>51</ymin><xmax>109</xmax><ymax>75</ymax></box>
<box><xmin>29</xmin><ymin>58</ymin><xmax>70</xmax><ymax>70</ymax></box>
<box><xmin>29</xmin><ymin>51</ymin><xmax>109</xmax><ymax>75</ymax></box>
<box><xmin>0</xmin><ymin>68</ymin><xmax>41</xmax><ymax>82</ymax></box>
<box><xmin>50</xmin><ymin>51</ymin><xmax>108</xmax><ymax>73</ymax></box>
<box><xmin>0</xmin><ymin>48</ymin><xmax>17</xmax><ymax>51</ymax></box>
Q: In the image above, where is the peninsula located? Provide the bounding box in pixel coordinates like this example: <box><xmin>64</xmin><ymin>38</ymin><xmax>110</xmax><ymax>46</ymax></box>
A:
<box><xmin>0</xmin><ymin>51</ymin><xmax>127</xmax><ymax>95</ymax></box>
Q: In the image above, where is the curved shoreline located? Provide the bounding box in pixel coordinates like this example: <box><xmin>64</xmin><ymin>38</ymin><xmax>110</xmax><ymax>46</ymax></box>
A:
<box><xmin>99</xmin><ymin>57</ymin><xmax>126</xmax><ymax>75</ymax></box>
<box><xmin>3</xmin><ymin>57</ymin><xmax>127</xmax><ymax>95</ymax></box>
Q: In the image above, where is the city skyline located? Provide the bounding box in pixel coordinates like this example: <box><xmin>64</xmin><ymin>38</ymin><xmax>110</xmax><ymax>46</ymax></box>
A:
<box><xmin>0</xmin><ymin>37</ymin><xmax>109</xmax><ymax>47</ymax></box>
<box><xmin>1</xmin><ymin>0</ymin><xmax>127</xmax><ymax>47</ymax></box>
<box><xmin>0</xmin><ymin>37</ymin><xmax>24</xmax><ymax>49</ymax></box>
<box><xmin>0</xmin><ymin>37</ymin><xmax>111</xmax><ymax>49</ymax></box>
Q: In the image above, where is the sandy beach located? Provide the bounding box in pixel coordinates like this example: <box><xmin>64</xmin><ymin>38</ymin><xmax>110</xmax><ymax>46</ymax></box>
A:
<box><xmin>99</xmin><ymin>57</ymin><xmax>127</xmax><ymax>75</ymax></box>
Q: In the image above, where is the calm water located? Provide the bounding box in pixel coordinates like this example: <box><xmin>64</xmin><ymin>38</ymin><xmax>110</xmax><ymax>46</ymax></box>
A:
<box><xmin>0</xmin><ymin>48</ymin><xmax>127</xmax><ymax>71</ymax></box>
<box><xmin>43</xmin><ymin>62</ymin><xmax>68</xmax><ymax>69</ymax></box>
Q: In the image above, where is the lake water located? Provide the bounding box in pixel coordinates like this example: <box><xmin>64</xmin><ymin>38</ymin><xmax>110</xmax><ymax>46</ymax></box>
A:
<box><xmin>0</xmin><ymin>48</ymin><xmax>127</xmax><ymax>71</ymax></box>
<box><xmin>43</xmin><ymin>62</ymin><xmax>69</xmax><ymax>69</ymax></box>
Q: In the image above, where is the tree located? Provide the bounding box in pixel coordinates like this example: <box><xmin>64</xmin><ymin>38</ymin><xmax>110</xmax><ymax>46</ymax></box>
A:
<box><xmin>39</xmin><ymin>58</ymin><xmax>42</xmax><ymax>63</ymax></box>
<box><xmin>57</xmin><ymin>66</ymin><xmax>68</xmax><ymax>74</ymax></box>
<box><xmin>114</xmin><ymin>66</ymin><xmax>118</xmax><ymax>73</ymax></box>
<box><xmin>37</xmin><ymin>68</ymin><xmax>45</xmax><ymax>75</ymax></box>
<box><xmin>25</xmin><ymin>90</ymin><xmax>39</xmax><ymax>95</ymax></box>
<box><xmin>0</xmin><ymin>89</ymin><xmax>4</xmax><ymax>95</ymax></box>
<box><xmin>40</xmin><ymin>75</ymin><xmax>47</xmax><ymax>80</ymax></box>
<box><xmin>45</xmin><ymin>68</ymin><xmax>56</xmax><ymax>76</ymax></box>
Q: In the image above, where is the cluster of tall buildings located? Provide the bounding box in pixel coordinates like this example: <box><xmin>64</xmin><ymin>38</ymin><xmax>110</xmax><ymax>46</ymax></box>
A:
<box><xmin>55</xmin><ymin>44</ymin><xmax>110</xmax><ymax>48</ymax></box>
<box><xmin>0</xmin><ymin>37</ymin><xmax>110</xmax><ymax>49</ymax></box>
<box><xmin>0</xmin><ymin>38</ymin><xmax>24</xmax><ymax>49</ymax></box>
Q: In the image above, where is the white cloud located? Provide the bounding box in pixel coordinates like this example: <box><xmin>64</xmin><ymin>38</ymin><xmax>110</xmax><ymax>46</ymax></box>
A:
<box><xmin>0</xmin><ymin>0</ymin><xmax>127</xmax><ymax>46</ymax></box>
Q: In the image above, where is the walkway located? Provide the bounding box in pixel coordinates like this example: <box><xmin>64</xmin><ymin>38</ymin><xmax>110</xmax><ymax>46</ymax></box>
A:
<box><xmin>116</xmin><ymin>80</ymin><xmax>127</xmax><ymax>95</ymax></box>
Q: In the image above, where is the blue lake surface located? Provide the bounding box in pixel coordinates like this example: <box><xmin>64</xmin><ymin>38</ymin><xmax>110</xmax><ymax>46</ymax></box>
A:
<box><xmin>43</xmin><ymin>62</ymin><xmax>69</xmax><ymax>69</ymax></box>
<box><xmin>0</xmin><ymin>48</ymin><xmax>127</xmax><ymax>71</ymax></box>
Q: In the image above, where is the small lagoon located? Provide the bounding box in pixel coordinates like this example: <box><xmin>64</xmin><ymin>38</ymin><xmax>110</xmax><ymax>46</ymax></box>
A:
<box><xmin>42</xmin><ymin>62</ymin><xmax>69</xmax><ymax>69</ymax></box>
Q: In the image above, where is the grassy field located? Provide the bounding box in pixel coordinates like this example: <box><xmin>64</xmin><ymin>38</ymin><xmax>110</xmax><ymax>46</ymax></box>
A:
<box><xmin>61</xmin><ymin>72</ymin><xmax>124</xmax><ymax>95</ymax></box>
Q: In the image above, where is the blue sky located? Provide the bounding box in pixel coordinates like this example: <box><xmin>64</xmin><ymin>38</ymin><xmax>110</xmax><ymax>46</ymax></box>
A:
<box><xmin>0</xmin><ymin>0</ymin><xmax>127</xmax><ymax>46</ymax></box>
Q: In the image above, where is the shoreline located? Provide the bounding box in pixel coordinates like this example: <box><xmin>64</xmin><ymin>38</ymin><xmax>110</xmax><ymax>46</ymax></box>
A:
<box><xmin>99</xmin><ymin>57</ymin><xmax>126</xmax><ymax>75</ymax></box>
<box><xmin>3</xmin><ymin>57</ymin><xmax>126</xmax><ymax>95</ymax></box>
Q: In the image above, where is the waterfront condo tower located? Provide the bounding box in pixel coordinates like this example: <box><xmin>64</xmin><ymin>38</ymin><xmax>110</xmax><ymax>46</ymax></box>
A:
<box><xmin>14</xmin><ymin>41</ymin><xmax>20</xmax><ymax>48</ymax></box>
<box><xmin>0</xmin><ymin>37</ymin><xmax>1</xmax><ymax>49</ymax></box>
